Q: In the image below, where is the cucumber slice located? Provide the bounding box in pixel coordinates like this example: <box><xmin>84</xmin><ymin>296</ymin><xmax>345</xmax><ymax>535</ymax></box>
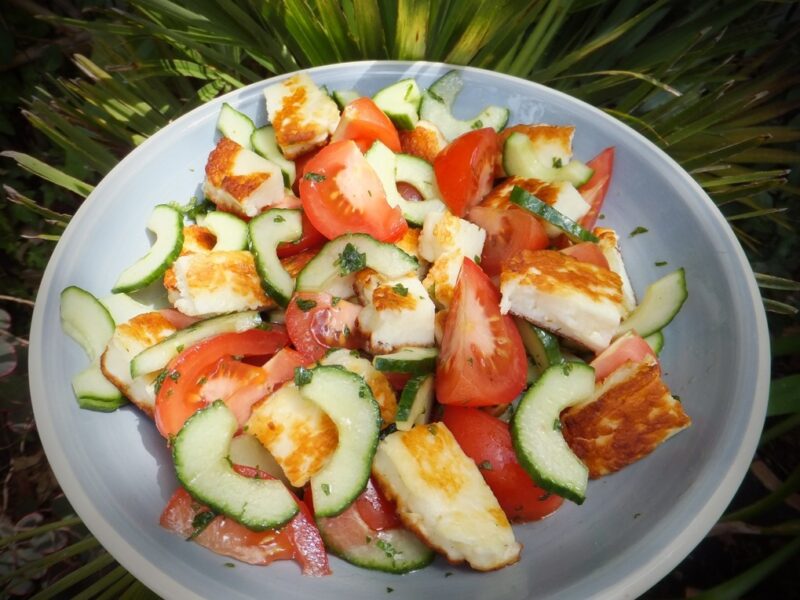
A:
<box><xmin>644</xmin><ymin>330</ymin><xmax>664</xmax><ymax>355</ymax></box>
<box><xmin>99</xmin><ymin>293</ymin><xmax>156</xmax><ymax>325</ymax></box>
<box><xmin>72</xmin><ymin>361</ymin><xmax>125</xmax><ymax>410</ymax></box>
<box><xmin>251</xmin><ymin>125</ymin><xmax>296</xmax><ymax>187</ymax></box>
<box><xmin>217</xmin><ymin>103</ymin><xmax>255</xmax><ymax>149</ymax></box>
<box><xmin>372</xmin><ymin>347</ymin><xmax>438</xmax><ymax>375</ymax></box>
<box><xmin>295</xmin><ymin>234</ymin><xmax>418</xmax><ymax>294</ymax></box>
<box><xmin>395</xmin><ymin>374</ymin><xmax>434</xmax><ymax>431</ymax></box>
<box><xmin>373</xmin><ymin>78</ymin><xmax>421</xmax><ymax>131</ymax></box>
<box><xmin>509</xmin><ymin>185</ymin><xmax>598</xmax><ymax>243</ymax></box>
<box><xmin>130</xmin><ymin>311</ymin><xmax>261</xmax><ymax>378</ymax></box>
<box><xmin>173</xmin><ymin>401</ymin><xmax>298</xmax><ymax>530</ymax></box>
<box><xmin>503</xmin><ymin>133</ymin><xmax>594</xmax><ymax>186</ymax></box>
<box><xmin>617</xmin><ymin>268</ymin><xmax>687</xmax><ymax>338</ymax></box>
<box><xmin>514</xmin><ymin>317</ymin><xmax>564</xmax><ymax>369</ymax></box>
<box><xmin>228</xmin><ymin>433</ymin><xmax>292</xmax><ymax>488</ymax></box>
<box><xmin>60</xmin><ymin>286</ymin><xmax>115</xmax><ymax>360</ymax></box>
<box><xmin>511</xmin><ymin>362</ymin><xmax>595</xmax><ymax>504</ymax></box>
<box><xmin>318</xmin><ymin>519</ymin><xmax>434</xmax><ymax>574</ymax></box>
<box><xmin>364</xmin><ymin>141</ymin><xmax>446</xmax><ymax>226</ymax></box>
<box><xmin>299</xmin><ymin>366</ymin><xmax>381</xmax><ymax>517</ymax></box>
<box><xmin>332</xmin><ymin>89</ymin><xmax>360</xmax><ymax>110</ymax></box>
<box><xmin>196</xmin><ymin>211</ymin><xmax>249</xmax><ymax>251</ymax></box>
<box><xmin>249</xmin><ymin>209</ymin><xmax>303</xmax><ymax>307</ymax></box>
<box><xmin>396</xmin><ymin>154</ymin><xmax>439</xmax><ymax>200</ymax></box>
<box><xmin>419</xmin><ymin>70</ymin><xmax>509</xmax><ymax>141</ymax></box>
<box><xmin>112</xmin><ymin>205</ymin><xmax>184</xmax><ymax>293</ymax></box>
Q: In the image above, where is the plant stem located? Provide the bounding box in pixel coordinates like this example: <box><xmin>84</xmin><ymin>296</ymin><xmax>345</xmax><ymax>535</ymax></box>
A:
<box><xmin>0</xmin><ymin>516</ymin><xmax>81</xmax><ymax>549</ymax></box>
<box><xmin>95</xmin><ymin>572</ymin><xmax>136</xmax><ymax>600</ymax></box>
<box><xmin>71</xmin><ymin>565</ymin><xmax>127</xmax><ymax>600</ymax></box>
<box><xmin>30</xmin><ymin>552</ymin><xmax>116</xmax><ymax>600</ymax></box>
<box><xmin>722</xmin><ymin>464</ymin><xmax>800</xmax><ymax>522</ymax></box>
<box><xmin>760</xmin><ymin>413</ymin><xmax>800</xmax><ymax>447</ymax></box>
<box><xmin>0</xmin><ymin>536</ymin><xmax>100</xmax><ymax>585</ymax></box>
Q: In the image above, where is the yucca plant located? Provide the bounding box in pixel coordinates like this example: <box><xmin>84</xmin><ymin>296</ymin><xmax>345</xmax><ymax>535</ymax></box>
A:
<box><xmin>2</xmin><ymin>0</ymin><xmax>798</xmax><ymax>597</ymax></box>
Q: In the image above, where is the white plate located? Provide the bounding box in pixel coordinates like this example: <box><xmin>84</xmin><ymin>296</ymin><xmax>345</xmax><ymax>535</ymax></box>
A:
<box><xmin>30</xmin><ymin>61</ymin><xmax>769</xmax><ymax>599</ymax></box>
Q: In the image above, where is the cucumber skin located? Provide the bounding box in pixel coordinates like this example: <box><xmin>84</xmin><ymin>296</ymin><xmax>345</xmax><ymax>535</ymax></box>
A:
<box><xmin>319</xmin><ymin>525</ymin><xmax>434</xmax><ymax>574</ymax></box>
<box><xmin>509</xmin><ymin>186</ymin><xmax>598</xmax><ymax>244</ymax></box>
<box><xmin>249</xmin><ymin>209</ymin><xmax>303</xmax><ymax>307</ymax></box>
<box><xmin>60</xmin><ymin>286</ymin><xmax>116</xmax><ymax>360</ymax></box>
<box><xmin>618</xmin><ymin>268</ymin><xmax>687</xmax><ymax>338</ymax></box>
<box><xmin>77</xmin><ymin>396</ymin><xmax>127</xmax><ymax>412</ymax></box>
<box><xmin>372</xmin><ymin>349</ymin><xmax>437</xmax><ymax>375</ymax></box>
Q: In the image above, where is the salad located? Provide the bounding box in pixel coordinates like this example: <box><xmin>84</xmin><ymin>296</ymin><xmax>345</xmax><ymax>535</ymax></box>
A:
<box><xmin>59</xmin><ymin>69</ymin><xmax>690</xmax><ymax>576</ymax></box>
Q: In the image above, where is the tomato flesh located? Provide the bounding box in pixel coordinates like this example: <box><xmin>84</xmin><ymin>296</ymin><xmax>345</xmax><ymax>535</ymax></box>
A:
<box><xmin>436</xmin><ymin>258</ymin><xmax>527</xmax><ymax>406</ymax></box>
<box><xmin>591</xmin><ymin>333</ymin><xmax>656</xmax><ymax>381</ymax></box>
<box><xmin>578</xmin><ymin>147</ymin><xmax>615</xmax><ymax>230</ymax></box>
<box><xmin>299</xmin><ymin>140</ymin><xmax>407</xmax><ymax>242</ymax></box>
<box><xmin>560</xmin><ymin>242</ymin><xmax>609</xmax><ymax>270</ymax></box>
<box><xmin>355</xmin><ymin>477</ymin><xmax>402</xmax><ymax>531</ymax></box>
<box><xmin>285</xmin><ymin>292</ymin><xmax>362</xmax><ymax>363</ymax></box>
<box><xmin>331</xmin><ymin>97</ymin><xmax>401</xmax><ymax>153</ymax></box>
<box><xmin>195</xmin><ymin>357</ymin><xmax>270</xmax><ymax>426</ymax></box>
<box><xmin>442</xmin><ymin>406</ymin><xmax>564</xmax><ymax>522</ymax></box>
<box><xmin>434</xmin><ymin>128</ymin><xmax>499</xmax><ymax>217</ymax></box>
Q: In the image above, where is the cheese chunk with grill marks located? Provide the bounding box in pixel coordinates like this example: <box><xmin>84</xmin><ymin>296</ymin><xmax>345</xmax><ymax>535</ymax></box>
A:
<box><xmin>418</xmin><ymin>211</ymin><xmax>486</xmax><ymax>263</ymax></box>
<box><xmin>373</xmin><ymin>423</ymin><xmax>521</xmax><ymax>571</ymax></box>
<box><xmin>357</xmin><ymin>276</ymin><xmax>435</xmax><ymax>354</ymax></box>
<box><xmin>562</xmin><ymin>355</ymin><xmax>691</xmax><ymax>477</ymax></box>
<box><xmin>502</xmin><ymin>124</ymin><xmax>575</xmax><ymax>168</ymax></box>
<box><xmin>100</xmin><ymin>312</ymin><xmax>177</xmax><ymax>415</ymax></box>
<box><xmin>163</xmin><ymin>225</ymin><xmax>216</xmax><ymax>295</ymax></box>
<box><xmin>482</xmin><ymin>176</ymin><xmax>590</xmax><ymax>238</ymax></box>
<box><xmin>398</xmin><ymin>120</ymin><xmax>447</xmax><ymax>164</ymax></box>
<box><xmin>246</xmin><ymin>384</ymin><xmax>338</xmax><ymax>487</ymax></box>
<box><xmin>422</xmin><ymin>251</ymin><xmax>464</xmax><ymax>309</ymax></box>
<box><xmin>168</xmin><ymin>250</ymin><xmax>274</xmax><ymax>317</ymax></box>
<box><xmin>595</xmin><ymin>227</ymin><xmax>636</xmax><ymax>316</ymax></box>
<box><xmin>203</xmin><ymin>138</ymin><xmax>285</xmax><ymax>218</ymax></box>
<box><xmin>264</xmin><ymin>73</ymin><xmax>340</xmax><ymax>159</ymax></box>
<box><xmin>500</xmin><ymin>250</ymin><xmax>624</xmax><ymax>352</ymax></box>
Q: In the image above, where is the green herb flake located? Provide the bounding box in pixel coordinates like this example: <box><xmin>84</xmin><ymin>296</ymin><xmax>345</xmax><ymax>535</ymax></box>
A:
<box><xmin>224</xmin><ymin>562</ymin><xmax>235</xmax><ymax>568</ymax></box>
<box><xmin>473</xmin><ymin>255</ymin><xmax>481</xmax><ymax>264</ymax></box>
<box><xmin>428</xmin><ymin>90</ymin><xmax>444</xmax><ymax>103</ymax></box>
<box><xmin>479</xmin><ymin>460</ymin><xmax>493</xmax><ymax>471</ymax></box>
<box><xmin>321</xmin><ymin>483</ymin><xmax>331</xmax><ymax>496</ymax></box>
<box><xmin>366</xmin><ymin>535</ymin><xmax>372</xmax><ymax>543</ymax></box>
<box><xmin>471</xmin><ymin>119</ymin><xmax>484</xmax><ymax>129</ymax></box>
<box><xmin>176</xmin><ymin>344</ymin><xmax>185</xmax><ymax>353</ymax></box>
<box><xmin>539</xmin><ymin>492</ymin><xmax>551</xmax><ymax>501</ymax></box>
<box><xmin>634</xmin><ymin>512</ymin><xmax>642</xmax><ymax>519</ymax></box>
<box><xmin>296</xmin><ymin>298</ymin><xmax>317</xmax><ymax>312</ymax></box>
<box><xmin>304</xmin><ymin>172</ymin><xmax>326</xmax><ymax>183</ymax></box>
<box><xmin>188</xmin><ymin>510</ymin><xmax>216</xmax><ymax>540</ymax></box>
<box><xmin>169</xmin><ymin>370</ymin><xmax>180</xmax><ymax>382</ymax></box>
<box><xmin>294</xmin><ymin>366</ymin><xmax>313</xmax><ymax>387</ymax></box>
<box><xmin>553</xmin><ymin>418</ymin><xmax>562</xmax><ymax>432</ymax></box>
<box><xmin>561</xmin><ymin>362</ymin><xmax>574</xmax><ymax>376</ymax></box>
<box><xmin>427</xmin><ymin>424</ymin><xmax>438</xmax><ymax>436</ymax></box>
<box><xmin>331</xmin><ymin>296</ymin><xmax>341</xmax><ymax>306</ymax></box>
<box><xmin>392</xmin><ymin>283</ymin><xmax>408</xmax><ymax>296</ymax></box>
<box><xmin>273</xmin><ymin>214</ymin><xmax>285</xmax><ymax>223</ymax></box>
<box><xmin>387</xmin><ymin>588</ymin><xmax>394</xmax><ymax>594</ymax></box>
<box><xmin>376</xmin><ymin>539</ymin><xmax>398</xmax><ymax>559</ymax></box>
<box><xmin>445</xmin><ymin>572</ymin><xmax>453</xmax><ymax>578</ymax></box>
<box><xmin>335</xmin><ymin>243</ymin><xmax>367</xmax><ymax>275</ymax></box>
<box><xmin>655</xmin><ymin>260</ymin><xmax>668</xmax><ymax>267</ymax></box>
<box><xmin>552</xmin><ymin>157</ymin><xmax>563</xmax><ymax>168</ymax></box>
<box><xmin>598</xmin><ymin>213</ymin><xmax>606</xmax><ymax>220</ymax></box>
<box><xmin>629</xmin><ymin>226</ymin><xmax>649</xmax><ymax>238</ymax></box>
<box><xmin>196</xmin><ymin>376</ymin><xmax>208</xmax><ymax>386</ymax></box>
<box><xmin>343</xmin><ymin>325</ymin><xmax>351</xmax><ymax>337</ymax></box>
<box><xmin>153</xmin><ymin>369</ymin><xmax>169</xmax><ymax>394</ymax></box>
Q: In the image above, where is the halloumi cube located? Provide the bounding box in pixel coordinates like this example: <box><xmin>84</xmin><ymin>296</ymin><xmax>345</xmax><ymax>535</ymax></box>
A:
<box><xmin>422</xmin><ymin>252</ymin><xmax>464</xmax><ymax>309</ymax></box>
<box><xmin>100</xmin><ymin>312</ymin><xmax>177</xmax><ymax>415</ymax></box>
<box><xmin>500</xmin><ymin>249</ymin><xmax>624</xmax><ymax>352</ymax></box>
<box><xmin>321</xmin><ymin>349</ymin><xmax>397</xmax><ymax>427</ymax></box>
<box><xmin>246</xmin><ymin>384</ymin><xmax>338</xmax><ymax>487</ymax></box>
<box><xmin>502</xmin><ymin>124</ymin><xmax>574</xmax><ymax>168</ymax></box>
<box><xmin>357</xmin><ymin>276</ymin><xmax>435</xmax><ymax>354</ymax></box>
<box><xmin>168</xmin><ymin>250</ymin><xmax>274</xmax><ymax>317</ymax></box>
<box><xmin>482</xmin><ymin>176</ymin><xmax>590</xmax><ymax>238</ymax></box>
<box><xmin>372</xmin><ymin>423</ymin><xmax>521</xmax><ymax>571</ymax></box>
<box><xmin>595</xmin><ymin>227</ymin><xmax>636</xmax><ymax>316</ymax></box>
<box><xmin>398</xmin><ymin>120</ymin><xmax>447</xmax><ymax>164</ymax></box>
<box><xmin>264</xmin><ymin>73</ymin><xmax>340</xmax><ymax>159</ymax></box>
<box><xmin>419</xmin><ymin>211</ymin><xmax>486</xmax><ymax>263</ymax></box>
<box><xmin>163</xmin><ymin>225</ymin><xmax>216</xmax><ymax>295</ymax></box>
<box><xmin>395</xmin><ymin>227</ymin><xmax>429</xmax><ymax>278</ymax></box>
<box><xmin>204</xmin><ymin>138</ymin><xmax>285</xmax><ymax>218</ymax></box>
<box><xmin>562</xmin><ymin>355</ymin><xmax>691</xmax><ymax>477</ymax></box>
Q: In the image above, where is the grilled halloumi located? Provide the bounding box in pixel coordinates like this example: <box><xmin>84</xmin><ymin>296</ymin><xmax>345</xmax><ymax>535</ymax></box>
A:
<box><xmin>499</xmin><ymin>249</ymin><xmax>624</xmax><ymax>352</ymax></box>
<box><xmin>168</xmin><ymin>250</ymin><xmax>274</xmax><ymax>317</ymax></box>
<box><xmin>395</xmin><ymin>227</ymin><xmax>429</xmax><ymax>278</ymax></box>
<box><xmin>422</xmin><ymin>252</ymin><xmax>464</xmax><ymax>309</ymax></box>
<box><xmin>264</xmin><ymin>73</ymin><xmax>340</xmax><ymax>159</ymax></box>
<box><xmin>357</xmin><ymin>276</ymin><xmax>436</xmax><ymax>354</ymax></box>
<box><xmin>100</xmin><ymin>312</ymin><xmax>177</xmax><ymax>415</ymax></box>
<box><xmin>203</xmin><ymin>138</ymin><xmax>285</xmax><ymax>218</ymax></box>
<box><xmin>372</xmin><ymin>423</ymin><xmax>521</xmax><ymax>571</ymax></box>
<box><xmin>501</xmin><ymin>124</ymin><xmax>574</xmax><ymax>168</ymax></box>
<box><xmin>595</xmin><ymin>227</ymin><xmax>636</xmax><ymax>316</ymax></box>
<box><xmin>418</xmin><ymin>211</ymin><xmax>486</xmax><ymax>263</ymax></box>
<box><xmin>163</xmin><ymin>225</ymin><xmax>216</xmax><ymax>294</ymax></box>
<box><xmin>246</xmin><ymin>384</ymin><xmax>338</xmax><ymax>487</ymax></box>
<box><xmin>398</xmin><ymin>120</ymin><xmax>447</xmax><ymax>164</ymax></box>
<box><xmin>482</xmin><ymin>176</ymin><xmax>590</xmax><ymax>238</ymax></box>
<box><xmin>321</xmin><ymin>349</ymin><xmax>398</xmax><ymax>427</ymax></box>
<box><xmin>562</xmin><ymin>355</ymin><xmax>691</xmax><ymax>477</ymax></box>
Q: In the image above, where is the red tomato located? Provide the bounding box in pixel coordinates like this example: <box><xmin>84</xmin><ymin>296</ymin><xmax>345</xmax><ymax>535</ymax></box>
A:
<box><xmin>434</xmin><ymin>128</ymin><xmax>499</xmax><ymax>217</ymax></box>
<box><xmin>355</xmin><ymin>477</ymin><xmax>401</xmax><ymax>531</ymax></box>
<box><xmin>468</xmin><ymin>205</ymin><xmax>549</xmax><ymax>277</ymax></box>
<box><xmin>384</xmin><ymin>371</ymin><xmax>412</xmax><ymax>392</ymax></box>
<box><xmin>436</xmin><ymin>258</ymin><xmax>527</xmax><ymax>406</ymax></box>
<box><xmin>578</xmin><ymin>147</ymin><xmax>615</xmax><ymax>230</ymax></box>
<box><xmin>262</xmin><ymin>347</ymin><xmax>311</xmax><ymax>383</ymax></box>
<box><xmin>292</xmin><ymin>149</ymin><xmax>319</xmax><ymax>196</ymax></box>
<box><xmin>195</xmin><ymin>357</ymin><xmax>270</xmax><ymax>426</ymax></box>
<box><xmin>331</xmin><ymin>97</ymin><xmax>401</xmax><ymax>153</ymax></box>
<box><xmin>277</xmin><ymin>212</ymin><xmax>326</xmax><ymax>258</ymax></box>
<box><xmin>157</xmin><ymin>308</ymin><xmax>201</xmax><ymax>330</ymax></box>
<box><xmin>560</xmin><ymin>242</ymin><xmax>609</xmax><ymax>270</ymax></box>
<box><xmin>299</xmin><ymin>140</ymin><xmax>407</xmax><ymax>242</ymax></box>
<box><xmin>442</xmin><ymin>406</ymin><xmax>564</xmax><ymax>522</ymax></box>
<box><xmin>154</xmin><ymin>327</ymin><xmax>288</xmax><ymax>438</ymax></box>
<box><xmin>590</xmin><ymin>332</ymin><xmax>656</xmax><ymax>381</ymax></box>
<box><xmin>285</xmin><ymin>292</ymin><xmax>362</xmax><ymax>362</ymax></box>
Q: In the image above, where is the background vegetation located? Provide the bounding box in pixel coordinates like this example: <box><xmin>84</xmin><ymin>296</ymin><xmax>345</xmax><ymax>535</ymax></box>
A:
<box><xmin>1</xmin><ymin>0</ymin><xmax>798</xmax><ymax>597</ymax></box>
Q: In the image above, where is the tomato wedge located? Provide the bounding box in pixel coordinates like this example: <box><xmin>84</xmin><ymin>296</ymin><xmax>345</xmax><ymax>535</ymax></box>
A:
<box><xmin>468</xmin><ymin>204</ymin><xmax>549</xmax><ymax>277</ymax></box>
<box><xmin>331</xmin><ymin>97</ymin><xmax>401</xmax><ymax>153</ymax></box>
<box><xmin>285</xmin><ymin>292</ymin><xmax>362</xmax><ymax>362</ymax></box>
<box><xmin>154</xmin><ymin>327</ymin><xmax>288</xmax><ymax>438</ymax></box>
<box><xmin>299</xmin><ymin>140</ymin><xmax>407</xmax><ymax>242</ymax></box>
<box><xmin>560</xmin><ymin>242</ymin><xmax>609</xmax><ymax>270</ymax></box>
<box><xmin>436</xmin><ymin>258</ymin><xmax>527</xmax><ymax>406</ymax></box>
<box><xmin>442</xmin><ymin>406</ymin><xmax>564</xmax><ymax>522</ymax></box>
<box><xmin>196</xmin><ymin>357</ymin><xmax>270</xmax><ymax>426</ymax></box>
<box><xmin>355</xmin><ymin>477</ymin><xmax>402</xmax><ymax>531</ymax></box>
<box><xmin>434</xmin><ymin>128</ymin><xmax>499</xmax><ymax>217</ymax></box>
<box><xmin>590</xmin><ymin>333</ymin><xmax>656</xmax><ymax>381</ymax></box>
<box><xmin>578</xmin><ymin>147</ymin><xmax>615</xmax><ymax>230</ymax></box>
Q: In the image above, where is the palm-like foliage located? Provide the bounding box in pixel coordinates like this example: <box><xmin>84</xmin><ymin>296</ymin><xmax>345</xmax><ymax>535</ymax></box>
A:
<box><xmin>2</xmin><ymin>0</ymin><xmax>798</xmax><ymax>597</ymax></box>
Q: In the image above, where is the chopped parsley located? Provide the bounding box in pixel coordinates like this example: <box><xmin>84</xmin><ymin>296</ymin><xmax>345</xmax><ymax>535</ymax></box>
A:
<box><xmin>553</xmin><ymin>418</ymin><xmax>562</xmax><ymax>432</ymax></box>
<box><xmin>428</xmin><ymin>90</ymin><xmax>444</xmax><ymax>103</ymax></box>
<box><xmin>655</xmin><ymin>260</ymin><xmax>668</xmax><ymax>267</ymax></box>
<box><xmin>629</xmin><ymin>226</ymin><xmax>649</xmax><ymax>238</ymax></box>
<box><xmin>471</xmin><ymin>119</ymin><xmax>484</xmax><ymax>129</ymax></box>
<box><xmin>539</xmin><ymin>492</ymin><xmax>551</xmax><ymax>501</ymax></box>
<box><xmin>331</xmin><ymin>296</ymin><xmax>341</xmax><ymax>306</ymax></box>
<box><xmin>343</xmin><ymin>324</ymin><xmax>351</xmax><ymax>337</ymax></box>
<box><xmin>304</xmin><ymin>172</ymin><xmax>326</xmax><ymax>183</ymax></box>
<box><xmin>335</xmin><ymin>243</ymin><xmax>367</xmax><ymax>275</ymax></box>
<box><xmin>552</xmin><ymin>157</ymin><xmax>563</xmax><ymax>168</ymax></box>
<box><xmin>321</xmin><ymin>483</ymin><xmax>331</xmax><ymax>496</ymax></box>
<box><xmin>634</xmin><ymin>512</ymin><xmax>642</xmax><ymax>519</ymax></box>
<box><xmin>153</xmin><ymin>369</ymin><xmax>169</xmax><ymax>394</ymax></box>
<box><xmin>479</xmin><ymin>460</ymin><xmax>493</xmax><ymax>471</ymax></box>
<box><xmin>366</xmin><ymin>535</ymin><xmax>372</xmax><ymax>543</ymax></box>
<box><xmin>392</xmin><ymin>283</ymin><xmax>408</xmax><ymax>296</ymax></box>
<box><xmin>294</xmin><ymin>366</ymin><xmax>313</xmax><ymax>387</ymax></box>
<box><xmin>188</xmin><ymin>510</ymin><xmax>216</xmax><ymax>540</ymax></box>
<box><xmin>473</xmin><ymin>255</ymin><xmax>481</xmax><ymax>264</ymax></box>
<box><xmin>224</xmin><ymin>562</ymin><xmax>235</xmax><ymax>568</ymax></box>
<box><xmin>176</xmin><ymin>344</ymin><xmax>184</xmax><ymax>353</ymax></box>
<box><xmin>598</xmin><ymin>213</ymin><xmax>606</xmax><ymax>220</ymax></box>
<box><xmin>196</xmin><ymin>376</ymin><xmax>208</xmax><ymax>386</ymax></box>
<box><xmin>444</xmin><ymin>572</ymin><xmax>453</xmax><ymax>578</ymax></box>
<box><xmin>376</xmin><ymin>539</ymin><xmax>398</xmax><ymax>559</ymax></box>
<box><xmin>427</xmin><ymin>424</ymin><xmax>438</xmax><ymax>436</ymax></box>
<box><xmin>561</xmin><ymin>362</ymin><xmax>574</xmax><ymax>375</ymax></box>
<box><xmin>273</xmin><ymin>214</ymin><xmax>285</xmax><ymax>223</ymax></box>
<box><xmin>387</xmin><ymin>588</ymin><xmax>394</xmax><ymax>594</ymax></box>
<box><xmin>295</xmin><ymin>298</ymin><xmax>317</xmax><ymax>312</ymax></box>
